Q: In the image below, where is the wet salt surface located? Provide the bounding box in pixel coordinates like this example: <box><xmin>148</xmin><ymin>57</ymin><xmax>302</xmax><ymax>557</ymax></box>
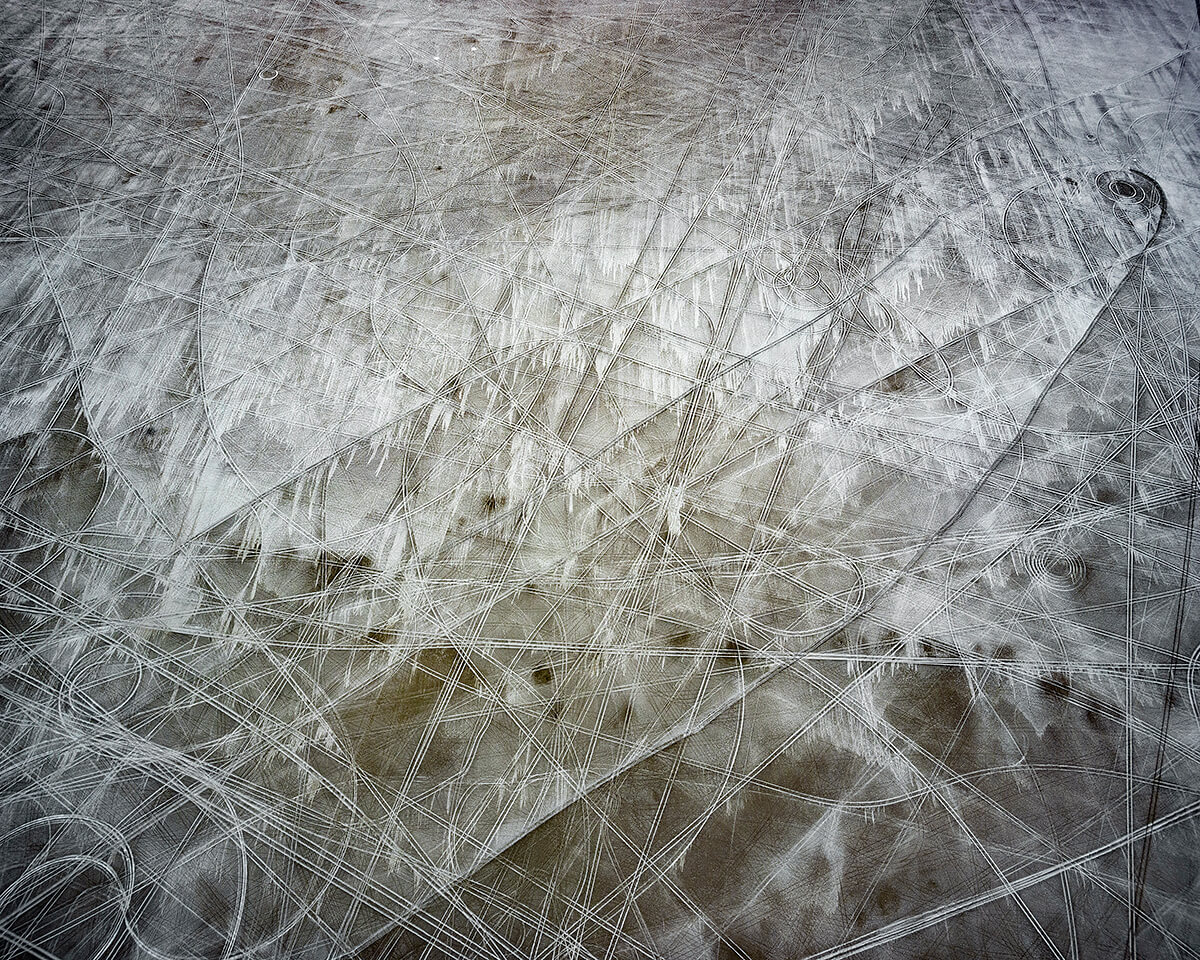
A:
<box><xmin>1</xmin><ymin>0</ymin><xmax>1199</xmax><ymax>957</ymax></box>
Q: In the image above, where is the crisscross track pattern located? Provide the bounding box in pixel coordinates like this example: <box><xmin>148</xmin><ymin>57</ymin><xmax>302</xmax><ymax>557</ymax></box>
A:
<box><xmin>1</xmin><ymin>0</ymin><xmax>1199</xmax><ymax>957</ymax></box>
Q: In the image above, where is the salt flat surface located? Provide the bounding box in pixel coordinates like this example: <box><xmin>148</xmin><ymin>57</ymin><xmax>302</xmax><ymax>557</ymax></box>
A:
<box><xmin>1</xmin><ymin>0</ymin><xmax>1199</xmax><ymax>957</ymax></box>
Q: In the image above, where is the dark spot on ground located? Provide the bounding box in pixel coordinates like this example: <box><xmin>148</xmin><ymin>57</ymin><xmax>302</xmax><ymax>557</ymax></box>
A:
<box><xmin>1037</xmin><ymin>671</ymin><xmax>1071</xmax><ymax>699</ymax></box>
<box><xmin>482</xmin><ymin>492</ymin><xmax>507</xmax><ymax>514</ymax></box>
<box><xmin>316</xmin><ymin>551</ymin><xmax>373</xmax><ymax>587</ymax></box>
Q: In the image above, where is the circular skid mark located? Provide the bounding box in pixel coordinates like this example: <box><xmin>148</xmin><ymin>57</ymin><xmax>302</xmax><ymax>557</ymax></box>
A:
<box><xmin>1086</xmin><ymin>102</ymin><xmax>1200</xmax><ymax>180</ymax></box>
<box><xmin>59</xmin><ymin>645</ymin><xmax>144</xmax><ymax>723</ymax></box>
<box><xmin>27</xmin><ymin>79</ymin><xmax>115</xmax><ymax>153</ymax></box>
<box><xmin>1003</xmin><ymin>165</ymin><xmax>1163</xmax><ymax>290</ymax></box>
<box><xmin>0</xmin><ymin>426</ymin><xmax>109</xmax><ymax>550</ymax></box>
<box><xmin>752</xmin><ymin>247</ymin><xmax>839</xmax><ymax>313</ymax></box>
<box><xmin>121</xmin><ymin>778</ymin><xmax>250</xmax><ymax>960</ymax></box>
<box><xmin>1095</xmin><ymin>168</ymin><xmax>1160</xmax><ymax>213</ymax></box>
<box><xmin>0</xmin><ymin>815</ymin><xmax>133</xmax><ymax>960</ymax></box>
<box><xmin>738</xmin><ymin>550</ymin><xmax>867</xmax><ymax>641</ymax></box>
<box><xmin>1189</xmin><ymin>644</ymin><xmax>1200</xmax><ymax>723</ymax></box>
<box><xmin>763</xmin><ymin>256</ymin><xmax>822</xmax><ymax>298</ymax></box>
<box><xmin>1107</xmin><ymin>177</ymin><xmax>1140</xmax><ymax>201</ymax></box>
<box><xmin>1022</xmin><ymin>539</ymin><xmax>1088</xmax><ymax>593</ymax></box>
<box><xmin>972</xmin><ymin>142</ymin><xmax>1012</xmax><ymax>173</ymax></box>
